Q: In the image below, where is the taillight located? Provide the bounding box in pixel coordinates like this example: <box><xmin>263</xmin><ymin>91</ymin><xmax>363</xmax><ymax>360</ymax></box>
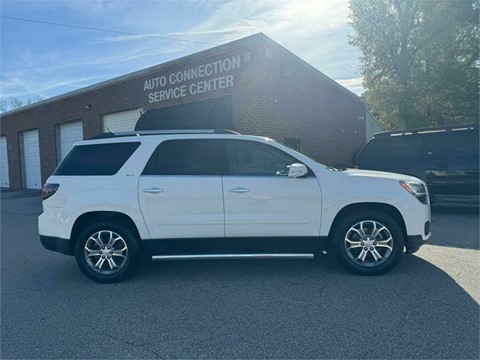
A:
<box><xmin>41</xmin><ymin>183</ymin><xmax>59</xmax><ymax>200</ymax></box>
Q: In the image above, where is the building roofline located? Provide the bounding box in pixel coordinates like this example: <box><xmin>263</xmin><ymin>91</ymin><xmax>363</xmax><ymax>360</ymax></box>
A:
<box><xmin>260</xmin><ymin>35</ymin><xmax>363</xmax><ymax>104</ymax></box>
<box><xmin>1</xmin><ymin>32</ymin><xmax>363</xmax><ymax>117</ymax></box>
<box><xmin>366</xmin><ymin>110</ymin><xmax>384</xmax><ymax>130</ymax></box>
<box><xmin>1</xmin><ymin>33</ymin><xmax>268</xmax><ymax>117</ymax></box>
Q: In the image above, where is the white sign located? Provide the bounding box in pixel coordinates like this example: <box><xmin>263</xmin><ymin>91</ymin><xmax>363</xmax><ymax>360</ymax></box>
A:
<box><xmin>145</xmin><ymin>56</ymin><xmax>241</xmax><ymax>103</ymax></box>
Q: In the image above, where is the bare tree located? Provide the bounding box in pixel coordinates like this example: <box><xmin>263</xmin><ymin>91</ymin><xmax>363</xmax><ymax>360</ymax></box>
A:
<box><xmin>0</xmin><ymin>95</ymin><xmax>45</xmax><ymax>113</ymax></box>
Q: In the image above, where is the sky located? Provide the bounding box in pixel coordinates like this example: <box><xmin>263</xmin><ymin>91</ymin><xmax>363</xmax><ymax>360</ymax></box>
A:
<box><xmin>0</xmin><ymin>0</ymin><xmax>364</xmax><ymax>104</ymax></box>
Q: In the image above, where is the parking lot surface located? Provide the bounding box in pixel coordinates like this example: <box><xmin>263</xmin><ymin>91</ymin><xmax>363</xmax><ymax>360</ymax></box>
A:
<box><xmin>1</xmin><ymin>191</ymin><xmax>479</xmax><ymax>359</ymax></box>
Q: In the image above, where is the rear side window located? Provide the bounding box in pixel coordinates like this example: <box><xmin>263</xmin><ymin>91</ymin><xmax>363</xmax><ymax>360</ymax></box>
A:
<box><xmin>54</xmin><ymin>142</ymin><xmax>140</xmax><ymax>176</ymax></box>
<box><xmin>142</xmin><ymin>139</ymin><xmax>226</xmax><ymax>176</ymax></box>
<box><xmin>358</xmin><ymin>136</ymin><xmax>422</xmax><ymax>162</ymax></box>
<box><xmin>437</xmin><ymin>131</ymin><xmax>479</xmax><ymax>158</ymax></box>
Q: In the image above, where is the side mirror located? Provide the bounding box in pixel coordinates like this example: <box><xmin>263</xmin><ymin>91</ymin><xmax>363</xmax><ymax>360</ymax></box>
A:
<box><xmin>288</xmin><ymin>163</ymin><xmax>308</xmax><ymax>178</ymax></box>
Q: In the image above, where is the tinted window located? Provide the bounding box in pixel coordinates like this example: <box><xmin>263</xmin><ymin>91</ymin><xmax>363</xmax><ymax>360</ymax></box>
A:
<box><xmin>437</xmin><ymin>131</ymin><xmax>479</xmax><ymax>158</ymax></box>
<box><xmin>284</xmin><ymin>137</ymin><xmax>302</xmax><ymax>151</ymax></box>
<box><xmin>433</xmin><ymin>131</ymin><xmax>479</xmax><ymax>171</ymax></box>
<box><xmin>54</xmin><ymin>142</ymin><xmax>140</xmax><ymax>176</ymax></box>
<box><xmin>143</xmin><ymin>139</ymin><xmax>226</xmax><ymax>176</ymax></box>
<box><xmin>226</xmin><ymin>140</ymin><xmax>298</xmax><ymax>176</ymax></box>
<box><xmin>358</xmin><ymin>136</ymin><xmax>423</xmax><ymax>162</ymax></box>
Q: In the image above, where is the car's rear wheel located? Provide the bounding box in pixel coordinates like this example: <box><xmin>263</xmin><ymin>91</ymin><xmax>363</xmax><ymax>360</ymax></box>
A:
<box><xmin>332</xmin><ymin>211</ymin><xmax>404</xmax><ymax>275</ymax></box>
<box><xmin>75</xmin><ymin>222</ymin><xmax>141</xmax><ymax>283</ymax></box>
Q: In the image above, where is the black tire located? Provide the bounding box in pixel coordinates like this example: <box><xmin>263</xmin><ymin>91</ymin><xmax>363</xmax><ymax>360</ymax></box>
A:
<box><xmin>75</xmin><ymin>222</ymin><xmax>141</xmax><ymax>283</ymax></box>
<box><xmin>332</xmin><ymin>211</ymin><xmax>404</xmax><ymax>275</ymax></box>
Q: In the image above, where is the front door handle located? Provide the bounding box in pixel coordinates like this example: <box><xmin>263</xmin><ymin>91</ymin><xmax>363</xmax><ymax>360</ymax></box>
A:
<box><xmin>143</xmin><ymin>187</ymin><xmax>164</xmax><ymax>194</ymax></box>
<box><xmin>431</xmin><ymin>170</ymin><xmax>447</xmax><ymax>177</ymax></box>
<box><xmin>229</xmin><ymin>187</ymin><xmax>249</xmax><ymax>194</ymax></box>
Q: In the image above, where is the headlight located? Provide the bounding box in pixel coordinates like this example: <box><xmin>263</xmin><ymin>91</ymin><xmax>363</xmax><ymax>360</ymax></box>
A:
<box><xmin>399</xmin><ymin>180</ymin><xmax>428</xmax><ymax>204</ymax></box>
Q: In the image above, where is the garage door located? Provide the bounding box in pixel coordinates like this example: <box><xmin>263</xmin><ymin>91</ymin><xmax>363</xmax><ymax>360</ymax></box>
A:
<box><xmin>58</xmin><ymin>121</ymin><xmax>83</xmax><ymax>161</ymax></box>
<box><xmin>21</xmin><ymin>129</ymin><xmax>41</xmax><ymax>189</ymax></box>
<box><xmin>0</xmin><ymin>136</ymin><xmax>9</xmax><ymax>188</ymax></box>
<box><xmin>102</xmin><ymin>109</ymin><xmax>142</xmax><ymax>133</ymax></box>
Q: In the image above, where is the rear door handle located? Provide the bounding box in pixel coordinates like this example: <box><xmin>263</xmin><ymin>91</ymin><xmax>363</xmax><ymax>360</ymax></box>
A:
<box><xmin>228</xmin><ymin>187</ymin><xmax>249</xmax><ymax>194</ymax></box>
<box><xmin>143</xmin><ymin>187</ymin><xmax>164</xmax><ymax>194</ymax></box>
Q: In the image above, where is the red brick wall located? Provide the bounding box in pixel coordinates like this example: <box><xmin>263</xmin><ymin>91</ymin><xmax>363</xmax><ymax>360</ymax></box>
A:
<box><xmin>257</xmin><ymin>45</ymin><xmax>366</xmax><ymax>166</ymax></box>
<box><xmin>0</xmin><ymin>35</ymin><xmax>365</xmax><ymax>189</ymax></box>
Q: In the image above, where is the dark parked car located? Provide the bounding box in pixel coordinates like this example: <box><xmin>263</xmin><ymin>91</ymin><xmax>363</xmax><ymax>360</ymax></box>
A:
<box><xmin>356</xmin><ymin>125</ymin><xmax>479</xmax><ymax>205</ymax></box>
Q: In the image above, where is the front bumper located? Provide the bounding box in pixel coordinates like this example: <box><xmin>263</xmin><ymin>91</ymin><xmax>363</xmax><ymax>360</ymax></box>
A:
<box><xmin>40</xmin><ymin>235</ymin><xmax>74</xmax><ymax>255</ymax></box>
<box><xmin>405</xmin><ymin>235</ymin><xmax>427</xmax><ymax>254</ymax></box>
<box><xmin>405</xmin><ymin>220</ymin><xmax>431</xmax><ymax>254</ymax></box>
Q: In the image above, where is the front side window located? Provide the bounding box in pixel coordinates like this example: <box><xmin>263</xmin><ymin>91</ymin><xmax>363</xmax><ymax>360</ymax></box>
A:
<box><xmin>54</xmin><ymin>142</ymin><xmax>140</xmax><ymax>176</ymax></box>
<box><xmin>226</xmin><ymin>140</ymin><xmax>298</xmax><ymax>176</ymax></box>
<box><xmin>284</xmin><ymin>137</ymin><xmax>302</xmax><ymax>151</ymax></box>
<box><xmin>143</xmin><ymin>139</ymin><xmax>227</xmax><ymax>176</ymax></box>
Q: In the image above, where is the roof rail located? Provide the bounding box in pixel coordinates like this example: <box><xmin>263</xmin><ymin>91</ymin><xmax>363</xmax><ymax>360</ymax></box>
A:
<box><xmin>89</xmin><ymin>129</ymin><xmax>240</xmax><ymax>140</ymax></box>
<box><xmin>374</xmin><ymin>124</ymin><xmax>478</xmax><ymax>138</ymax></box>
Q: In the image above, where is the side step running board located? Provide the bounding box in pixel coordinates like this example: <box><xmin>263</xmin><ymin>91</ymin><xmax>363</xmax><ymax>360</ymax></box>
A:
<box><xmin>152</xmin><ymin>253</ymin><xmax>314</xmax><ymax>261</ymax></box>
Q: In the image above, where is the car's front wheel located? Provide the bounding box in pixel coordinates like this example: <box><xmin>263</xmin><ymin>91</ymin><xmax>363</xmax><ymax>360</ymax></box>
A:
<box><xmin>332</xmin><ymin>211</ymin><xmax>405</xmax><ymax>275</ymax></box>
<box><xmin>75</xmin><ymin>222</ymin><xmax>141</xmax><ymax>283</ymax></box>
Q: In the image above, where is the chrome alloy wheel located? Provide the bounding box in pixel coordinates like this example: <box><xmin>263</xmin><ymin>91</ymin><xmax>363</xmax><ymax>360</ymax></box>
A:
<box><xmin>84</xmin><ymin>230</ymin><xmax>128</xmax><ymax>274</ymax></box>
<box><xmin>344</xmin><ymin>220</ymin><xmax>393</xmax><ymax>267</ymax></box>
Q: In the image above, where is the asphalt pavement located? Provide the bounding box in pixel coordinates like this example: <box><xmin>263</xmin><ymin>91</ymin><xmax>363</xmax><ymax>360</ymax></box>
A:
<box><xmin>1</xmin><ymin>190</ymin><xmax>479</xmax><ymax>359</ymax></box>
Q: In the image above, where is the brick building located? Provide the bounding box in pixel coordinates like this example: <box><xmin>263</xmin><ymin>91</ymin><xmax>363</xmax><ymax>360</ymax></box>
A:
<box><xmin>0</xmin><ymin>33</ymin><xmax>368</xmax><ymax>190</ymax></box>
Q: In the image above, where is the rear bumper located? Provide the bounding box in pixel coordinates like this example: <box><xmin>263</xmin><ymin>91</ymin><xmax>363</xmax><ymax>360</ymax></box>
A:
<box><xmin>40</xmin><ymin>235</ymin><xmax>74</xmax><ymax>255</ymax></box>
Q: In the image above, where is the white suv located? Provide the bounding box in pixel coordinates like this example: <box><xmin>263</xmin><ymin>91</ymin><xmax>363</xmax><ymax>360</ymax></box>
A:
<box><xmin>39</xmin><ymin>130</ymin><xmax>431</xmax><ymax>283</ymax></box>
